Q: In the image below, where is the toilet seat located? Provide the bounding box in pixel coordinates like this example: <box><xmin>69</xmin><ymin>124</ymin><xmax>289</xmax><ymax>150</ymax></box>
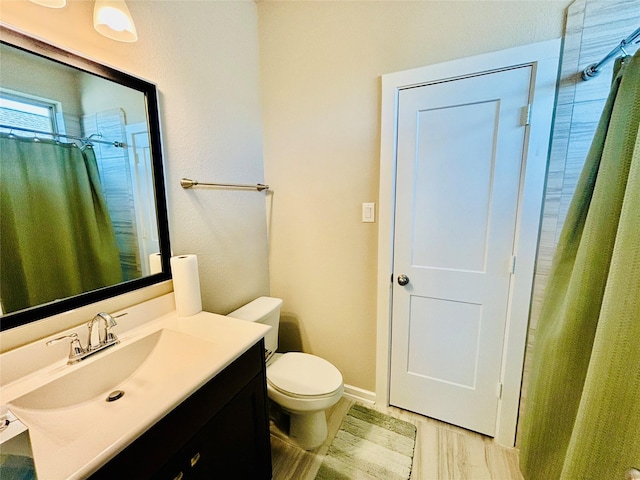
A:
<box><xmin>268</xmin><ymin>381</ymin><xmax>342</xmax><ymax>400</ymax></box>
<box><xmin>267</xmin><ymin>352</ymin><xmax>343</xmax><ymax>398</ymax></box>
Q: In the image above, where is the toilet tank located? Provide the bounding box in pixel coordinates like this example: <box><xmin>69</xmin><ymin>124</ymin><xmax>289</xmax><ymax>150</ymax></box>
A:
<box><xmin>227</xmin><ymin>297</ymin><xmax>282</xmax><ymax>356</ymax></box>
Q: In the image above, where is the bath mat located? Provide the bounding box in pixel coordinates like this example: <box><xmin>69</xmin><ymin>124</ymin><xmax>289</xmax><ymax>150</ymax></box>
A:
<box><xmin>314</xmin><ymin>404</ymin><xmax>417</xmax><ymax>480</ymax></box>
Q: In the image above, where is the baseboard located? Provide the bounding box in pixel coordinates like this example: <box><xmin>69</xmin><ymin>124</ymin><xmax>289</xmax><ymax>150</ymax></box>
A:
<box><xmin>343</xmin><ymin>384</ymin><xmax>376</xmax><ymax>404</ymax></box>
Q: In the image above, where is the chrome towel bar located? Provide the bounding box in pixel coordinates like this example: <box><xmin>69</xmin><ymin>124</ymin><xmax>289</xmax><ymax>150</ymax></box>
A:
<box><xmin>180</xmin><ymin>178</ymin><xmax>269</xmax><ymax>192</ymax></box>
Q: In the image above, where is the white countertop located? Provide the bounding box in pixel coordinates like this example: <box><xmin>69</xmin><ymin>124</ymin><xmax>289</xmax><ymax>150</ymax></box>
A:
<box><xmin>0</xmin><ymin>294</ymin><xmax>270</xmax><ymax>479</ymax></box>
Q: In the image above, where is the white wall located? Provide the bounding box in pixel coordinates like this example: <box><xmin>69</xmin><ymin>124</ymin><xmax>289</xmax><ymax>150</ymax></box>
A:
<box><xmin>1</xmin><ymin>45</ymin><xmax>83</xmax><ymax>116</ymax></box>
<box><xmin>80</xmin><ymin>74</ymin><xmax>147</xmax><ymax>125</ymax></box>
<box><xmin>0</xmin><ymin>0</ymin><xmax>268</xmax><ymax>348</ymax></box>
<box><xmin>258</xmin><ymin>1</ymin><xmax>569</xmax><ymax>392</ymax></box>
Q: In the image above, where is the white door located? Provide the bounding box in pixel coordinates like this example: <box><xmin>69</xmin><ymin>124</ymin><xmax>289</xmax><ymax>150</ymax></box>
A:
<box><xmin>389</xmin><ymin>66</ymin><xmax>532</xmax><ymax>436</ymax></box>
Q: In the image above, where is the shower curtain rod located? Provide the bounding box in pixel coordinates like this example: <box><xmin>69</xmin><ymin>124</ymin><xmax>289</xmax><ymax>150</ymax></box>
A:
<box><xmin>0</xmin><ymin>124</ymin><xmax>126</xmax><ymax>148</ymax></box>
<box><xmin>582</xmin><ymin>25</ymin><xmax>640</xmax><ymax>80</ymax></box>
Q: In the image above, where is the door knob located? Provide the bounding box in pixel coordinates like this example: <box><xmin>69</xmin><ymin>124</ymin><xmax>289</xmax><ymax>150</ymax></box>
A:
<box><xmin>397</xmin><ymin>274</ymin><xmax>410</xmax><ymax>286</ymax></box>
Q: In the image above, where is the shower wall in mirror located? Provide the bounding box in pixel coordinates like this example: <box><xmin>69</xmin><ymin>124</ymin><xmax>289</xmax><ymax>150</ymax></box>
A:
<box><xmin>0</xmin><ymin>26</ymin><xmax>171</xmax><ymax>330</ymax></box>
<box><xmin>81</xmin><ymin>108</ymin><xmax>155</xmax><ymax>282</ymax></box>
<box><xmin>519</xmin><ymin>0</ymin><xmax>640</xmax><ymax>445</ymax></box>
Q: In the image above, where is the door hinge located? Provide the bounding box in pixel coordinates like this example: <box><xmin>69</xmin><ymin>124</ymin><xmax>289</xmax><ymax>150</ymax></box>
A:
<box><xmin>510</xmin><ymin>255</ymin><xmax>517</xmax><ymax>274</ymax></box>
<box><xmin>521</xmin><ymin>104</ymin><xmax>532</xmax><ymax>126</ymax></box>
<box><xmin>497</xmin><ymin>382</ymin><xmax>504</xmax><ymax>399</ymax></box>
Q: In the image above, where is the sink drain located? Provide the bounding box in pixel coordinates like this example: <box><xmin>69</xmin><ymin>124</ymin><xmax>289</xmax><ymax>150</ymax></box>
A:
<box><xmin>106</xmin><ymin>390</ymin><xmax>125</xmax><ymax>402</ymax></box>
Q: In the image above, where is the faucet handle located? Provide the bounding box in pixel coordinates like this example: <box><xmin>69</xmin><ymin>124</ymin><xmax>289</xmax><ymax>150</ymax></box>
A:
<box><xmin>97</xmin><ymin>312</ymin><xmax>122</xmax><ymax>344</ymax></box>
<box><xmin>46</xmin><ymin>332</ymin><xmax>79</xmax><ymax>346</ymax></box>
<box><xmin>96</xmin><ymin>312</ymin><xmax>117</xmax><ymax>327</ymax></box>
<box><xmin>46</xmin><ymin>333</ymin><xmax>84</xmax><ymax>361</ymax></box>
<box><xmin>105</xmin><ymin>320</ymin><xmax>118</xmax><ymax>344</ymax></box>
<box><xmin>93</xmin><ymin>313</ymin><xmax>115</xmax><ymax>345</ymax></box>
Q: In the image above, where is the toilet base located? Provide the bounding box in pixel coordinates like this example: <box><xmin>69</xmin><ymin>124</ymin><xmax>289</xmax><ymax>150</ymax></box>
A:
<box><xmin>288</xmin><ymin>410</ymin><xmax>328</xmax><ymax>450</ymax></box>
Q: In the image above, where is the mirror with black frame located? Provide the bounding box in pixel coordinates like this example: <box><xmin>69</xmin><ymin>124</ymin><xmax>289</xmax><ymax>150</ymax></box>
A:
<box><xmin>0</xmin><ymin>26</ymin><xmax>172</xmax><ymax>331</ymax></box>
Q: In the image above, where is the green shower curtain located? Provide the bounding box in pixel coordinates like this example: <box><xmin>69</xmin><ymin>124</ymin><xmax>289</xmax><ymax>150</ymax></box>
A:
<box><xmin>519</xmin><ymin>52</ymin><xmax>640</xmax><ymax>479</ymax></box>
<box><xmin>0</xmin><ymin>135</ymin><xmax>122</xmax><ymax>314</ymax></box>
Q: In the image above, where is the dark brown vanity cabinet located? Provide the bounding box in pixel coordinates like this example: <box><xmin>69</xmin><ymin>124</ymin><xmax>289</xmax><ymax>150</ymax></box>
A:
<box><xmin>90</xmin><ymin>341</ymin><xmax>272</xmax><ymax>480</ymax></box>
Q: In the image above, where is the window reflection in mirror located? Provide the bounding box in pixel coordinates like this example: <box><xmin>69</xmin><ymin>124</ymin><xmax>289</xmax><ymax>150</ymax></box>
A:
<box><xmin>0</xmin><ymin>27</ymin><xmax>171</xmax><ymax>329</ymax></box>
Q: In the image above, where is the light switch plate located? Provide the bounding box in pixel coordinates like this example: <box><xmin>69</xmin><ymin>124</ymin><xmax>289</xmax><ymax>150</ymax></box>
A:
<box><xmin>362</xmin><ymin>202</ymin><xmax>375</xmax><ymax>223</ymax></box>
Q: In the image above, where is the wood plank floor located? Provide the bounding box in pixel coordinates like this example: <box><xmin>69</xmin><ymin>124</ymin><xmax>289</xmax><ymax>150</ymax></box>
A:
<box><xmin>270</xmin><ymin>397</ymin><xmax>524</xmax><ymax>480</ymax></box>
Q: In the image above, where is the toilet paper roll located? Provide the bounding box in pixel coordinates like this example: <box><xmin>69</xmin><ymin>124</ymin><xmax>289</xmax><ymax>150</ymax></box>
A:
<box><xmin>149</xmin><ymin>253</ymin><xmax>162</xmax><ymax>275</ymax></box>
<box><xmin>170</xmin><ymin>254</ymin><xmax>203</xmax><ymax>316</ymax></box>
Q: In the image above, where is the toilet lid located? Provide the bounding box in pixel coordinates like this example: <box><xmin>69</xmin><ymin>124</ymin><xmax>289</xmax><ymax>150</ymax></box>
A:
<box><xmin>267</xmin><ymin>352</ymin><xmax>343</xmax><ymax>397</ymax></box>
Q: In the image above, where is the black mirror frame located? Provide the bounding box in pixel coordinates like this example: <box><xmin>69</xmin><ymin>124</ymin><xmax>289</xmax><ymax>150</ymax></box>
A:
<box><xmin>0</xmin><ymin>26</ymin><xmax>172</xmax><ymax>331</ymax></box>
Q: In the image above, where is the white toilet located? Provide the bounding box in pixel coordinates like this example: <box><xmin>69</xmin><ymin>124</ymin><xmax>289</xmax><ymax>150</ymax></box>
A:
<box><xmin>227</xmin><ymin>297</ymin><xmax>344</xmax><ymax>450</ymax></box>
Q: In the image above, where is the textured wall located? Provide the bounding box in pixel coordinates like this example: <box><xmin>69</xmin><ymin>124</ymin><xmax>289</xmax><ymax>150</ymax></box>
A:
<box><xmin>258</xmin><ymin>1</ymin><xmax>569</xmax><ymax>392</ymax></box>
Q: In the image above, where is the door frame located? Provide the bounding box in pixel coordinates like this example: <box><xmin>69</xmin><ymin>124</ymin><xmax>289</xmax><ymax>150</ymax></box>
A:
<box><xmin>375</xmin><ymin>39</ymin><xmax>561</xmax><ymax>447</ymax></box>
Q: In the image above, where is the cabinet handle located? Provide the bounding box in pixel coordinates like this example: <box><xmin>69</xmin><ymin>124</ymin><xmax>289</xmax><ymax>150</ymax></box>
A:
<box><xmin>190</xmin><ymin>452</ymin><xmax>201</xmax><ymax>467</ymax></box>
<box><xmin>172</xmin><ymin>472</ymin><xmax>184</xmax><ymax>480</ymax></box>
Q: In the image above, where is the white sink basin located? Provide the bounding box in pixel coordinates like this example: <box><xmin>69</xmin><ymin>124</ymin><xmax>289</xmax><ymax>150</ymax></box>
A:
<box><xmin>0</xmin><ymin>298</ymin><xmax>270</xmax><ymax>480</ymax></box>
<box><xmin>9</xmin><ymin>328</ymin><xmax>219</xmax><ymax>447</ymax></box>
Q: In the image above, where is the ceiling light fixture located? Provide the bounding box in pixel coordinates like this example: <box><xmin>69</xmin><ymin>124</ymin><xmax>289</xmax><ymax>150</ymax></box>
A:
<box><xmin>93</xmin><ymin>0</ymin><xmax>138</xmax><ymax>43</ymax></box>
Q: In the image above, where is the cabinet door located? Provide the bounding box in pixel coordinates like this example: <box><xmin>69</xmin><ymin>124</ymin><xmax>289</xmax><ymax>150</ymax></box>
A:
<box><xmin>178</xmin><ymin>374</ymin><xmax>271</xmax><ymax>479</ymax></box>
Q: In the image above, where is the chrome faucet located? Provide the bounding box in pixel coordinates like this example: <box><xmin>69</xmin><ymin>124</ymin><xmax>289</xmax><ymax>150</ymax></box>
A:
<box><xmin>46</xmin><ymin>312</ymin><xmax>122</xmax><ymax>364</ymax></box>
<box><xmin>87</xmin><ymin>312</ymin><xmax>118</xmax><ymax>351</ymax></box>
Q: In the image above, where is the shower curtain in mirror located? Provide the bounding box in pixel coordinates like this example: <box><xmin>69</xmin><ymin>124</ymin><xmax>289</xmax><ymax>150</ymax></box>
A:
<box><xmin>0</xmin><ymin>135</ymin><xmax>122</xmax><ymax>314</ymax></box>
<box><xmin>519</xmin><ymin>51</ymin><xmax>640</xmax><ymax>479</ymax></box>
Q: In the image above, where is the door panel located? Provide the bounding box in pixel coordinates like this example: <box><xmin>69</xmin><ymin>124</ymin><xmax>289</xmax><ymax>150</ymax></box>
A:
<box><xmin>407</xmin><ymin>296</ymin><xmax>483</xmax><ymax>389</ymax></box>
<box><xmin>412</xmin><ymin>99</ymin><xmax>499</xmax><ymax>272</ymax></box>
<box><xmin>390</xmin><ymin>66</ymin><xmax>532</xmax><ymax>436</ymax></box>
